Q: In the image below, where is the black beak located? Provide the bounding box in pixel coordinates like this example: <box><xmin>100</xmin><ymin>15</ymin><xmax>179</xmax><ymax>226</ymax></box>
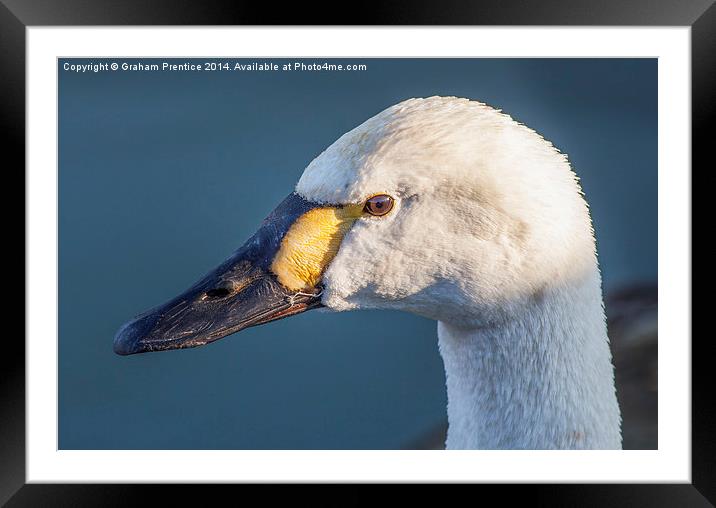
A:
<box><xmin>113</xmin><ymin>193</ymin><xmax>324</xmax><ymax>355</ymax></box>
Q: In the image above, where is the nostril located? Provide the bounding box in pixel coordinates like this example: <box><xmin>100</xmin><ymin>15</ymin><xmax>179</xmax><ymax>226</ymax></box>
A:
<box><xmin>203</xmin><ymin>287</ymin><xmax>231</xmax><ymax>300</ymax></box>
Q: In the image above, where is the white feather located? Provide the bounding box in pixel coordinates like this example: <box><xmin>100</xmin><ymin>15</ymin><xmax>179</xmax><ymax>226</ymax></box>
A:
<box><xmin>296</xmin><ymin>96</ymin><xmax>622</xmax><ymax>449</ymax></box>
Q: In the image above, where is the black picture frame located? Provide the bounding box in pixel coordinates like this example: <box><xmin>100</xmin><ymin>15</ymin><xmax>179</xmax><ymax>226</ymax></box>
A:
<box><xmin>6</xmin><ymin>0</ymin><xmax>712</xmax><ymax>503</ymax></box>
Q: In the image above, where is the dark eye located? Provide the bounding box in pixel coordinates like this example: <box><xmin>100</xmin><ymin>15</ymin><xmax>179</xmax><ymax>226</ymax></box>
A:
<box><xmin>364</xmin><ymin>195</ymin><xmax>394</xmax><ymax>216</ymax></box>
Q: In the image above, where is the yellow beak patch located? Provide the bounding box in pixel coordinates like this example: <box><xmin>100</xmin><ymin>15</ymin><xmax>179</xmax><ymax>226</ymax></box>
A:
<box><xmin>270</xmin><ymin>204</ymin><xmax>364</xmax><ymax>291</ymax></box>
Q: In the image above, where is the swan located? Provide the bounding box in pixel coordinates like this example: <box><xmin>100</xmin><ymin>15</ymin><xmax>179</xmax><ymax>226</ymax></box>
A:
<box><xmin>114</xmin><ymin>96</ymin><xmax>622</xmax><ymax>450</ymax></box>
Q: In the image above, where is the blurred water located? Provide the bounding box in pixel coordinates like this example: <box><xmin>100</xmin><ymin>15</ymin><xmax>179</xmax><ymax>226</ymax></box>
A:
<box><xmin>59</xmin><ymin>58</ymin><xmax>656</xmax><ymax>449</ymax></box>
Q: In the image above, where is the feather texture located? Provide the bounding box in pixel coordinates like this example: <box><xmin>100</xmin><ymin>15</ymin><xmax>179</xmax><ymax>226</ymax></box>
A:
<box><xmin>294</xmin><ymin>96</ymin><xmax>622</xmax><ymax>449</ymax></box>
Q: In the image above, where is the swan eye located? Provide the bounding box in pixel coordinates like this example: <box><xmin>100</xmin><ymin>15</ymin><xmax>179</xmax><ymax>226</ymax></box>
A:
<box><xmin>364</xmin><ymin>195</ymin><xmax>394</xmax><ymax>216</ymax></box>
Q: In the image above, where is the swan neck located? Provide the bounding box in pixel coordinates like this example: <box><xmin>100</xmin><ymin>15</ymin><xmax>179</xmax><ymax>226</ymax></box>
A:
<box><xmin>437</xmin><ymin>273</ymin><xmax>622</xmax><ymax>449</ymax></box>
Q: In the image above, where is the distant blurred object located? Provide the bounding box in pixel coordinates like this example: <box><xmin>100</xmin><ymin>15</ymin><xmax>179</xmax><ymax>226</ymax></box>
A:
<box><xmin>405</xmin><ymin>282</ymin><xmax>658</xmax><ymax>450</ymax></box>
<box><xmin>607</xmin><ymin>282</ymin><xmax>658</xmax><ymax>450</ymax></box>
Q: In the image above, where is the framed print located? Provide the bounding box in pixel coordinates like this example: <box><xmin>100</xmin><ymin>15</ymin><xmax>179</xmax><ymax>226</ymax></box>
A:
<box><xmin>8</xmin><ymin>0</ymin><xmax>712</xmax><ymax>503</ymax></box>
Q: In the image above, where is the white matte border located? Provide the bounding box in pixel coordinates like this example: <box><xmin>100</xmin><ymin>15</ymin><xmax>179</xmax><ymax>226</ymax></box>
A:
<box><xmin>27</xmin><ymin>27</ymin><xmax>690</xmax><ymax>483</ymax></box>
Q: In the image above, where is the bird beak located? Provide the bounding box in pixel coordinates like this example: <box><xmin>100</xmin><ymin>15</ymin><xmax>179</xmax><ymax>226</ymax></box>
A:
<box><xmin>113</xmin><ymin>193</ymin><xmax>325</xmax><ymax>355</ymax></box>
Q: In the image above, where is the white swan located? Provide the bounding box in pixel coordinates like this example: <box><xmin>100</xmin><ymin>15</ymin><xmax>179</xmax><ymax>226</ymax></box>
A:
<box><xmin>114</xmin><ymin>96</ymin><xmax>622</xmax><ymax>450</ymax></box>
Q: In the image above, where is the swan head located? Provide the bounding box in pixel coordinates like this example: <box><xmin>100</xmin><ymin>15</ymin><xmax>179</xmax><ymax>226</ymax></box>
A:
<box><xmin>114</xmin><ymin>96</ymin><xmax>597</xmax><ymax>355</ymax></box>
